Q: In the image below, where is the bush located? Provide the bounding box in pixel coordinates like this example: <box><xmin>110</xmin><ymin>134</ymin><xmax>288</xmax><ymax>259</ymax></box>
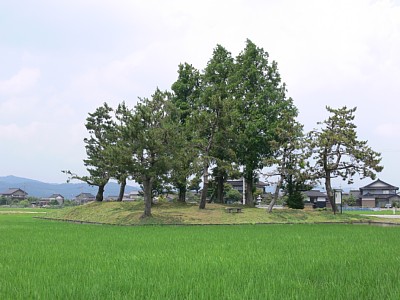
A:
<box><xmin>49</xmin><ymin>200</ymin><xmax>60</xmax><ymax>206</ymax></box>
<box><xmin>19</xmin><ymin>200</ymin><xmax>30</xmax><ymax>208</ymax></box>
<box><xmin>286</xmin><ymin>191</ymin><xmax>305</xmax><ymax>209</ymax></box>
<box><xmin>0</xmin><ymin>196</ymin><xmax>8</xmax><ymax>205</ymax></box>
<box><xmin>225</xmin><ymin>189</ymin><xmax>242</xmax><ymax>203</ymax></box>
<box><xmin>63</xmin><ymin>200</ymin><xmax>77</xmax><ymax>207</ymax></box>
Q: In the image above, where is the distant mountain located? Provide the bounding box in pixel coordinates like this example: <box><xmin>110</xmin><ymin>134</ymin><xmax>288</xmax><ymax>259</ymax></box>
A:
<box><xmin>0</xmin><ymin>175</ymin><xmax>140</xmax><ymax>199</ymax></box>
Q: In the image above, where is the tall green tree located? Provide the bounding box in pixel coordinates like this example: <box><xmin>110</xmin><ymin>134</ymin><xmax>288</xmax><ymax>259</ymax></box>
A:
<box><xmin>265</xmin><ymin>108</ymin><xmax>308</xmax><ymax>213</ymax></box>
<box><xmin>113</xmin><ymin>102</ymin><xmax>136</xmax><ymax>201</ymax></box>
<box><xmin>232</xmin><ymin>39</ymin><xmax>296</xmax><ymax>206</ymax></box>
<box><xmin>170</xmin><ymin>63</ymin><xmax>202</xmax><ymax>202</ymax></box>
<box><xmin>284</xmin><ymin>174</ymin><xmax>305</xmax><ymax>209</ymax></box>
<box><xmin>202</xmin><ymin>45</ymin><xmax>236</xmax><ymax>204</ymax></box>
<box><xmin>194</xmin><ymin>45</ymin><xmax>236</xmax><ymax>209</ymax></box>
<box><xmin>63</xmin><ymin>102</ymin><xmax>115</xmax><ymax>202</ymax></box>
<box><xmin>124</xmin><ymin>89</ymin><xmax>178</xmax><ymax>218</ymax></box>
<box><xmin>307</xmin><ymin>106</ymin><xmax>383</xmax><ymax>213</ymax></box>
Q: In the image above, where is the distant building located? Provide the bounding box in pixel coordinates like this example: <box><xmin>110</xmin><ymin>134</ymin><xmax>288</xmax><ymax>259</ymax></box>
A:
<box><xmin>0</xmin><ymin>188</ymin><xmax>28</xmax><ymax>200</ymax></box>
<box><xmin>302</xmin><ymin>190</ymin><xmax>327</xmax><ymax>208</ymax></box>
<box><xmin>123</xmin><ymin>190</ymin><xmax>142</xmax><ymax>201</ymax></box>
<box><xmin>226</xmin><ymin>179</ymin><xmax>268</xmax><ymax>194</ymax></box>
<box><xmin>75</xmin><ymin>192</ymin><xmax>96</xmax><ymax>204</ymax></box>
<box><xmin>359</xmin><ymin>179</ymin><xmax>400</xmax><ymax>208</ymax></box>
<box><xmin>40</xmin><ymin>194</ymin><xmax>65</xmax><ymax>206</ymax></box>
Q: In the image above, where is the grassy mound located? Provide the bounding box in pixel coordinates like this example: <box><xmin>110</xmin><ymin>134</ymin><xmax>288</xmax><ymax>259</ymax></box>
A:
<box><xmin>44</xmin><ymin>201</ymin><xmax>382</xmax><ymax>225</ymax></box>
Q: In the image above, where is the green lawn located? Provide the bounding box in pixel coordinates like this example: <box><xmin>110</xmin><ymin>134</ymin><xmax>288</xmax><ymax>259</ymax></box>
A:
<box><xmin>1</xmin><ymin>210</ymin><xmax>400</xmax><ymax>299</ymax></box>
<box><xmin>42</xmin><ymin>201</ymin><xmax>383</xmax><ymax>225</ymax></box>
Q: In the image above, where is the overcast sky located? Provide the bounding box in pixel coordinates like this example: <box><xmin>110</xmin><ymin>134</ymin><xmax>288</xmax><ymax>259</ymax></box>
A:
<box><xmin>1</xmin><ymin>0</ymin><xmax>399</xmax><ymax>190</ymax></box>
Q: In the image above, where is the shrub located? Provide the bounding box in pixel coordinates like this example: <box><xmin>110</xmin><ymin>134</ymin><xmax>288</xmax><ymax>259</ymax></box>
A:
<box><xmin>19</xmin><ymin>200</ymin><xmax>30</xmax><ymax>208</ymax></box>
<box><xmin>49</xmin><ymin>200</ymin><xmax>60</xmax><ymax>206</ymax></box>
<box><xmin>225</xmin><ymin>189</ymin><xmax>242</xmax><ymax>203</ymax></box>
<box><xmin>0</xmin><ymin>196</ymin><xmax>8</xmax><ymax>205</ymax></box>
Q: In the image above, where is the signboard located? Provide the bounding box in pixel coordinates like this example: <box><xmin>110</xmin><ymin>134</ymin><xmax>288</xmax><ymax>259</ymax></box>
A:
<box><xmin>334</xmin><ymin>190</ymin><xmax>342</xmax><ymax>204</ymax></box>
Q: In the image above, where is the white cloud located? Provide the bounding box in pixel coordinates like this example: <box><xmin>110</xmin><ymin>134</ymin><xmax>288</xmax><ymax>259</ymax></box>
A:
<box><xmin>0</xmin><ymin>68</ymin><xmax>41</xmax><ymax>95</ymax></box>
<box><xmin>374</xmin><ymin>123</ymin><xmax>400</xmax><ymax>139</ymax></box>
<box><xmin>0</xmin><ymin>122</ymin><xmax>39</xmax><ymax>141</ymax></box>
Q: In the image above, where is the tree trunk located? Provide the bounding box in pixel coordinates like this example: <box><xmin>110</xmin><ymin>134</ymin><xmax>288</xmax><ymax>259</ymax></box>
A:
<box><xmin>268</xmin><ymin>175</ymin><xmax>284</xmax><ymax>213</ymax></box>
<box><xmin>95</xmin><ymin>184</ymin><xmax>105</xmax><ymax>202</ymax></box>
<box><xmin>117</xmin><ymin>177</ymin><xmax>127</xmax><ymax>202</ymax></box>
<box><xmin>244</xmin><ymin>174</ymin><xmax>254</xmax><ymax>207</ymax></box>
<box><xmin>177</xmin><ymin>185</ymin><xmax>186</xmax><ymax>203</ymax></box>
<box><xmin>141</xmin><ymin>176</ymin><xmax>153</xmax><ymax>218</ymax></box>
<box><xmin>325</xmin><ymin>176</ymin><xmax>337</xmax><ymax>214</ymax></box>
<box><xmin>216</xmin><ymin>174</ymin><xmax>224</xmax><ymax>203</ymax></box>
<box><xmin>199</xmin><ymin>162</ymin><xmax>209</xmax><ymax>209</ymax></box>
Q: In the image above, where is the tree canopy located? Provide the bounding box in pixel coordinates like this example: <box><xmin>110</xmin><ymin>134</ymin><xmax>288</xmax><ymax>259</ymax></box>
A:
<box><xmin>307</xmin><ymin>106</ymin><xmax>383</xmax><ymax>213</ymax></box>
<box><xmin>65</xmin><ymin>41</ymin><xmax>384</xmax><ymax>217</ymax></box>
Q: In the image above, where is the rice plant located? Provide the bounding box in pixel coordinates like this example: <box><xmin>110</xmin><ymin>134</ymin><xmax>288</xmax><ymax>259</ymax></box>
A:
<box><xmin>1</xmin><ymin>213</ymin><xmax>400</xmax><ymax>299</ymax></box>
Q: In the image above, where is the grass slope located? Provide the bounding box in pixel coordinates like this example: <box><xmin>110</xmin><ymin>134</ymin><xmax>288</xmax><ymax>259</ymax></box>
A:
<box><xmin>43</xmin><ymin>201</ymin><xmax>394</xmax><ymax>225</ymax></box>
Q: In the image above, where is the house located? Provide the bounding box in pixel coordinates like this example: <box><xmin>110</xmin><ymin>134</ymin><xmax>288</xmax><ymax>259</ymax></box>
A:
<box><xmin>123</xmin><ymin>190</ymin><xmax>142</xmax><ymax>201</ymax></box>
<box><xmin>40</xmin><ymin>194</ymin><xmax>65</xmax><ymax>206</ymax></box>
<box><xmin>0</xmin><ymin>188</ymin><xmax>28</xmax><ymax>200</ymax></box>
<box><xmin>226</xmin><ymin>179</ymin><xmax>268</xmax><ymax>195</ymax></box>
<box><xmin>303</xmin><ymin>190</ymin><xmax>327</xmax><ymax>208</ymax></box>
<box><xmin>359</xmin><ymin>179</ymin><xmax>400</xmax><ymax>208</ymax></box>
<box><xmin>75</xmin><ymin>192</ymin><xmax>96</xmax><ymax>204</ymax></box>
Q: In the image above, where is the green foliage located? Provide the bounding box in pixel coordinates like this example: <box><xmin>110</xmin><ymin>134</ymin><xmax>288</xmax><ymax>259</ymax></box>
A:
<box><xmin>343</xmin><ymin>194</ymin><xmax>357</xmax><ymax>206</ymax></box>
<box><xmin>225</xmin><ymin>188</ymin><xmax>242</xmax><ymax>203</ymax></box>
<box><xmin>63</xmin><ymin>102</ymin><xmax>116</xmax><ymax>201</ymax></box>
<box><xmin>0</xmin><ymin>196</ymin><xmax>7</xmax><ymax>205</ymax></box>
<box><xmin>307</xmin><ymin>106</ymin><xmax>383</xmax><ymax>213</ymax></box>
<box><xmin>232</xmin><ymin>40</ymin><xmax>298</xmax><ymax>206</ymax></box>
<box><xmin>63</xmin><ymin>200</ymin><xmax>77</xmax><ymax>207</ymax></box>
<box><xmin>285</xmin><ymin>175</ymin><xmax>305</xmax><ymax>209</ymax></box>
<box><xmin>49</xmin><ymin>199</ymin><xmax>60</xmax><ymax>206</ymax></box>
<box><xmin>169</xmin><ymin>63</ymin><xmax>202</xmax><ymax>202</ymax></box>
<box><xmin>18</xmin><ymin>200</ymin><xmax>30</xmax><ymax>207</ymax></box>
<box><xmin>122</xmin><ymin>88</ymin><xmax>180</xmax><ymax>217</ymax></box>
<box><xmin>188</xmin><ymin>176</ymin><xmax>202</xmax><ymax>193</ymax></box>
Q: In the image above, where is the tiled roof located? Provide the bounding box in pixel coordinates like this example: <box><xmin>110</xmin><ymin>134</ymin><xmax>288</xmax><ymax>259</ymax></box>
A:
<box><xmin>49</xmin><ymin>194</ymin><xmax>64</xmax><ymax>198</ymax></box>
<box><xmin>75</xmin><ymin>192</ymin><xmax>95</xmax><ymax>198</ymax></box>
<box><xmin>360</xmin><ymin>179</ymin><xmax>398</xmax><ymax>190</ymax></box>
<box><xmin>1</xmin><ymin>188</ymin><xmax>27</xmax><ymax>195</ymax></box>
<box><xmin>303</xmin><ymin>190</ymin><xmax>327</xmax><ymax>197</ymax></box>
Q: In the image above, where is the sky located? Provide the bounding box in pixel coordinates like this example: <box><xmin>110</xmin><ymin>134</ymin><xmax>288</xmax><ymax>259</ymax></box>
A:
<box><xmin>1</xmin><ymin>0</ymin><xmax>400</xmax><ymax>190</ymax></box>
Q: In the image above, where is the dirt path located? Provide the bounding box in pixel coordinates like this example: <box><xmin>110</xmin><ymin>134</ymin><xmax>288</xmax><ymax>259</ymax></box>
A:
<box><xmin>366</xmin><ymin>214</ymin><xmax>400</xmax><ymax>219</ymax></box>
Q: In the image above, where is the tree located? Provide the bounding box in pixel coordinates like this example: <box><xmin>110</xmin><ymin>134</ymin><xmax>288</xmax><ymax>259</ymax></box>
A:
<box><xmin>225</xmin><ymin>187</ymin><xmax>242</xmax><ymax>203</ymax></box>
<box><xmin>307</xmin><ymin>106</ymin><xmax>383</xmax><ymax>213</ymax></box>
<box><xmin>193</xmin><ymin>45</ymin><xmax>237</xmax><ymax>209</ymax></box>
<box><xmin>232</xmin><ymin>39</ymin><xmax>296</xmax><ymax>206</ymax></box>
<box><xmin>202</xmin><ymin>45</ymin><xmax>236</xmax><ymax>204</ymax></box>
<box><xmin>124</xmin><ymin>89</ymin><xmax>178</xmax><ymax>218</ymax></box>
<box><xmin>343</xmin><ymin>194</ymin><xmax>356</xmax><ymax>206</ymax></box>
<box><xmin>63</xmin><ymin>103</ymin><xmax>115</xmax><ymax>201</ymax></box>
<box><xmin>284</xmin><ymin>174</ymin><xmax>305</xmax><ymax>209</ymax></box>
<box><xmin>264</xmin><ymin>109</ymin><xmax>310</xmax><ymax>213</ymax></box>
<box><xmin>188</xmin><ymin>176</ymin><xmax>202</xmax><ymax>194</ymax></box>
<box><xmin>113</xmin><ymin>102</ymin><xmax>137</xmax><ymax>201</ymax></box>
<box><xmin>170</xmin><ymin>63</ymin><xmax>202</xmax><ymax>202</ymax></box>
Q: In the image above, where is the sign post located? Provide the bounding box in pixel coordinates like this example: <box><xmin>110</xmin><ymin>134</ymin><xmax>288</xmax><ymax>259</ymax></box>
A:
<box><xmin>334</xmin><ymin>189</ymin><xmax>343</xmax><ymax>214</ymax></box>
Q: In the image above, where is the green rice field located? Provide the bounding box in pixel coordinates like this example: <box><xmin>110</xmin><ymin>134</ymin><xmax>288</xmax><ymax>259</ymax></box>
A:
<box><xmin>1</xmin><ymin>210</ymin><xmax>400</xmax><ymax>299</ymax></box>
